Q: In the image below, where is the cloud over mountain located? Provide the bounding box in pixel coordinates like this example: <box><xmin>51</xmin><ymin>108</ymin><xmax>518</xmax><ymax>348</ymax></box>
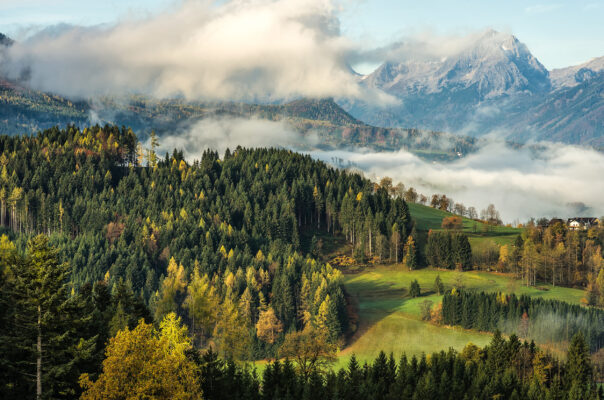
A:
<box><xmin>0</xmin><ymin>0</ymin><xmax>388</xmax><ymax>102</ymax></box>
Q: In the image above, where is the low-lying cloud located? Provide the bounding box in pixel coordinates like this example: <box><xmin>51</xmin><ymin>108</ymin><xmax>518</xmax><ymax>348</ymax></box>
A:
<box><xmin>1</xmin><ymin>0</ymin><xmax>392</xmax><ymax>103</ymax></box>
<box><xmin>311</xmin><ymin>142</ymin><xmax>604</xmax><ymax>222</ymax></box>
<box><xmin>155</xmin><ymin>117</ymin><xmax>319</xmax><ymax>158</ymax></box>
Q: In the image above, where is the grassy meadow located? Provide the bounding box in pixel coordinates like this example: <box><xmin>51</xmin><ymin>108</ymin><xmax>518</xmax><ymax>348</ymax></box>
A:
<box><xmin>408</xmin><ymin>202</ymin><xmax>521</xmax><ymax>249</ymax></box>
<box><xmin>337</xmin><ymin>265</ymin><xmax>585</xmax><ymax>368</ymax></box>
<box><xmin>260</xmin><ymin>202</ymin><xmax>584</xmax><ymax>370</ymax></box>
<box><xmin>254</xmin><ymin>266</ymin><xmax>584</xmax><ymax>372</ymax></box>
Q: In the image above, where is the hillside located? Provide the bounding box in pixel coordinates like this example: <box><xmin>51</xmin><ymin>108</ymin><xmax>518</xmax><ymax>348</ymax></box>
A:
<box><xmin>340</xmin><ymin>265</ymin><xmax>587</xmax><ymax>367</ymax></box>
<box><xmin>1</xmin><ymin>126</ymin><xmax>601</xmax><ymax>399</ymax></box>
<box><xmin>408</xmin><ymin>202</ymin><xmax>521</xmax><ymax>254</ymax></box>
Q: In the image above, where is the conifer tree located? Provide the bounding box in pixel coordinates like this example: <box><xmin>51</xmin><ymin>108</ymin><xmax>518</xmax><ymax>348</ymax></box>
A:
<box><xmin>566</xmin><ymin>332</ymin><xmax>593</xmax><ymax>394</ymax></box>
<box><xmin>256</xmin><ymin>306</ymin><xmax>284</xmax><ymax>346</ymax></box>
<box><xmin>433</xmin><ymin>274</ymin><xmax>444</xmax><ymax>295</ymax></box>
<box><xmin>10</xmin><ymin>235</ymin><xmax>96</xmax><ymax>399</ymax></box>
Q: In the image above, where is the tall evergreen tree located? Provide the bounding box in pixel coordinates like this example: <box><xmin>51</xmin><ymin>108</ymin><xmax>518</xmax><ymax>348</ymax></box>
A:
<box><xmin>9</xmin><ymin>235</ymin><xmax>96</xmax><ymax>399</ymax></box>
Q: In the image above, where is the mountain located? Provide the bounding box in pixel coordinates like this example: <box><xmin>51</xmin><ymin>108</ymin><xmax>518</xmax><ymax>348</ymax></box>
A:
<box><xmin>0</xmin><ymin>32</ymin><xmax>13</xmax><ymax>47</ymax></box>
<box><xmin>510</xmin><ymin>71</ymin><xmax>604</xmax><ymax>144</ymax></box>
<box><xmin>0</xmin><ymin>79</ymin><xmax>476</xmax><ymax>158</ymax></box>
<box><xmin>344</xmin><ymin>30</ymin><xmax>603</xmax><ymax>146</ymax></box>
<box><xmin>365</xmin><ymin>30</ymin><xmax>550</xmax><ymax>99</ymax></box>
<box><xmin>550</xmin><ymin>56</ymin><xmax>604</xmax><ymax>88</ymax></box>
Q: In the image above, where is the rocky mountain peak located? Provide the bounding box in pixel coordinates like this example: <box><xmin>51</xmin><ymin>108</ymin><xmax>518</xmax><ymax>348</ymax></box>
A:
<box><xmin>364</xmin><ymin>29</ymin><xmax>550</xmax><ymax>99</ymax></box>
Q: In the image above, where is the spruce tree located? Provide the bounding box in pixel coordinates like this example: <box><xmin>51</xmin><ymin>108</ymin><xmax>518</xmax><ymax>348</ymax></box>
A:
<box><xmin>566</xmin><ymin>332</ymin><xmax>593</xmax><ymax>394</ymax></box>
<box><xmin>10</xmin><ymin>235</ymin><xmax>96</xmax><ymax>399</ymax></box>
<box><xmin>433</xmin><ymin>275</ymin><xmax>444</xmax><ymax>295</ymax></box>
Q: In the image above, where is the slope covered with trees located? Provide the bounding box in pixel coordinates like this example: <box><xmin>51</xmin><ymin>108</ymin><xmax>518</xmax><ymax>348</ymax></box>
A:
<box><xmin>0</xmin><ymin>125</ymin><xmax>414</xmax><ymax>359</ymax></box>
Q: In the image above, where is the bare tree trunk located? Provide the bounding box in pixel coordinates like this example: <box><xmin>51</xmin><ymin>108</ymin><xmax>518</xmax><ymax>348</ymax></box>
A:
<box><xmin>369</xmin><ymin>227</ymin><xmax>372</xmax><ymax>257</ymax></box>
<box><xmin>37</xmin><ymin>305</ymin><xmax>42</xmax><ymax>400</ymax></box>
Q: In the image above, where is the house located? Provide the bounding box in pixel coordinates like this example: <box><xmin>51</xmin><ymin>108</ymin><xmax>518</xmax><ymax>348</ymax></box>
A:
<box><xmin>567</xmin><ymin>217</ymin><xmax>600</xmax><ymax>230</ymax></box>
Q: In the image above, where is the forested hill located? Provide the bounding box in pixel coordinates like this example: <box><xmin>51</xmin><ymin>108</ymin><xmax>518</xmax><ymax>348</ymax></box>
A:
<box><xmin>0</xmin><ymin>125</ymin><xmax>413</xmax><ymax>359</ymax></box>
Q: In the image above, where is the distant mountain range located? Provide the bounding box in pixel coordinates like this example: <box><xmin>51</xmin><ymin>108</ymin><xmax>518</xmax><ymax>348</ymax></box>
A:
<box><xmin>344</xmin><ymin>30</ymin><xmax>604</xmax><ymax>146</ymax></box>
<box><xmin>1</xmin><ymin>30</ymin><xmax>602</xmax><ymax>147</ymax></box>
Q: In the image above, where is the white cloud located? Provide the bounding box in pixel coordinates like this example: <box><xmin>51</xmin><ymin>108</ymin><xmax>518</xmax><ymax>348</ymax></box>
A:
<box><xmin>356</xmin><ymin>29</ymin><xmax>513</xmax><ymax>65</ymax></box>
<box><xmin>1</xmin><ymin>0</ymin><xmax>391</xmax><ymax>102</ymax></box>
<box><xmin>153</xmin><ymin>117</ymin><xmax>604</xmax><ymax>223</ymax></box>
<box><xmin>154</xmin><ymin>116</ymin><xmax>319</xmax><ymax>159</ymax></box>
<box><xmin>310</xmin><ymin>141</ymin><xmax>604</xmax><ymax>222</ymax></box>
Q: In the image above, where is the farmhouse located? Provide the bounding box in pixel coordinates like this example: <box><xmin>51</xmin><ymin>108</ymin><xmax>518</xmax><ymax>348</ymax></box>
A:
<box><xmin>567</xmin><ymin>217</ymin><xmax>600</xmax><ymax>230</ymax></box>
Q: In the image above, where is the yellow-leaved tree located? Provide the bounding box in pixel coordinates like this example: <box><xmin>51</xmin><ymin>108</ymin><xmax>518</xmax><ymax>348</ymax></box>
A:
<box><xmin>184</xmin><ymin>267</ymin><xmax>220</xmax><ymax>345</ymax></box>
<box><xmin>80</xmin><ymin>313</ymin><xmax>201</xmax><ymax>400</ymax></box>
<box><xmin>213</xmin><ymin>298</ymin><xmax>251</xmax><ymax>360</ymax></box>
<box><xmin>256</xmin><ymin>306</ymin><xmax>284</xmax><ymax>345</ymax></box>
<box><xmin>279</xmin><ymin>325</ymin><xmax>337</xmax><ymax>380</ymax></box>
<box><xmin>154</xmin><ymin>257</ymin><xmax>187</xmax><ymax>322</ymax></box>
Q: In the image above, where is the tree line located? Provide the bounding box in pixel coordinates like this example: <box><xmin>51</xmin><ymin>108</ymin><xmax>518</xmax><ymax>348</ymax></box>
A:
<box><xmin>425</xmin><ymin>231</ymin><xmax>473</xmax><ymax>270</ymax></box>
<box><xmin>494</xmin><ymin>222</ymin><xmax>604</xmax><ymax>302</ymax></box>
<box><xmin>83</xmin><ymin>318</ymin><xmax>601</xmax><ymax>400</ymax></box>
<box><xmin>442</xmin><ymin>290</ymin><xmax>604</xmax><ymax>353</ymax></box>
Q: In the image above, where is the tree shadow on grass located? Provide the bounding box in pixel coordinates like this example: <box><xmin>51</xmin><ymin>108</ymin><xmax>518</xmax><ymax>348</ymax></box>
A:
<box><xmin>343</xmin><ymin>277</ymin><xmax>410</xmax><ymax>350</ymax></box>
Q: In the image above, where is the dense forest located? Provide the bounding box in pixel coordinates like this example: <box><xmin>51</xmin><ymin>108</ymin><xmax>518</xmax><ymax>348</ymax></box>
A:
<box><xmin>1</xmin><ymin>125</ymin><xmax>602</xmax><ymax>399</ymax></box>
<box><xmin>441</xmin><ymin>290</ymin><xmax>604</xmax><ymax>352</ymax></box>
<box><xmin>1</xmin><ymin>237</ymin><xmax>599</xmax><ymax>400</ymax></box>
<box><xmin>0</xmin><ymin>125</ymin><xmax>415</xmax><ymax>359</ymax></box>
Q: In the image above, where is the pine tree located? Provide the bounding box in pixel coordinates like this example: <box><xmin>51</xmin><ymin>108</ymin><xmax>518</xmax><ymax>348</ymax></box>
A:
<box><xmin>315</xmin><ymin>295</ymin><xmax>341</xmax><ymax>342</ymax></box>
<box><xmin>566</xmin><ymin>332</ymin><xmax>593</xmax><ymax>394</ymax></box>
<box><xmin>433</xmin><ymin>275</ymin><xmax>444</xmax><ymax>295</ymax></box>
<box><xmin>409</xmin><ymin>280</ymin><xmax>421</xmax><ymax>298</ymax></box>
<box><xmin>109</xmin><ymin>302</ymin><xmax>129</xmax><ymax>337</ymax></box>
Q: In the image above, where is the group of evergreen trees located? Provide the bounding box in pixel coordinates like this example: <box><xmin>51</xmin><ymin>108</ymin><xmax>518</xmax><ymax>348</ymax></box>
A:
<box><xmin>163</xmin><ymin>331</ymin><xmax>599</xmax><ymax>400</ymax></box>
<box><xmin>0</xmin><ymin>125</ymin><xmax>416</xmax><ymax>358</ymax></box>
<box><xmin>425</xmin><ymin>231</ymin><xmax>473</xmax><ymax>270</ymax></box>
<box><xmin>255</xmin><ymin>332</ymin><xmax>600</xmax><ymax>400</ymax></box>
<box><xmin>442</xmin><ymin>290</ymin><xmax>604</xmax><ymax>352</ymax></box>
<box><xmin>0</xmin><ymin>234</ymin><xmax>152</xmax><ymax>399</ymax></box>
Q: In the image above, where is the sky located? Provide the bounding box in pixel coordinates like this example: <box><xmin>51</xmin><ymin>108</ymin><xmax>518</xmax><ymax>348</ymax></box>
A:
<box><xmin>0</xmin><ymin>0</ymin><xmax>602</xmax><ymax>73</ymax></box>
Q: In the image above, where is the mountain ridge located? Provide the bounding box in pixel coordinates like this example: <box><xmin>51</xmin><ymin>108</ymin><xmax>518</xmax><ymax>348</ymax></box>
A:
<box><xmin>345</xmin><ymin>30</ymin><xmax>603</xmax><ymax>145</ymax></box>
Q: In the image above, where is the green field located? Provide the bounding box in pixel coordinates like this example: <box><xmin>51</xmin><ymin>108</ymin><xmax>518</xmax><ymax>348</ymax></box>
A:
<box><xmin>408</xmin><ymin>202</ymin><xmax>521</xmax><ymax>253</ymax></box>
<box><xmin>337</xmin><ymin>265</ymin><xmax>584</xmax><ymax>368</ymax></box>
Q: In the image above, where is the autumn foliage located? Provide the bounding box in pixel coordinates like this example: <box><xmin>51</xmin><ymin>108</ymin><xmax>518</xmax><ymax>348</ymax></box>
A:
<box><xmin>80</xmin><ymin>314</ymin><xmax>202</xmax><ymax>400</ymax></box>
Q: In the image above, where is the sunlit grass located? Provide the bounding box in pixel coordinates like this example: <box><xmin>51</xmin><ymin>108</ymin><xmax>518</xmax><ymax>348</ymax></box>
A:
<box><xmin>338</xmin><ymin>265</ymin><xmax>584</xmax><ymax>367</ymax></box>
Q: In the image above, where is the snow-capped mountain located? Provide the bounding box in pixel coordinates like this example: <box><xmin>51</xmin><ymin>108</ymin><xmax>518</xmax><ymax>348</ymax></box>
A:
<box><xmin>365</xmin><ymin>30</ymin><xmax>550</xmax><ymax>99</ymax></box>
<box><xmin>343</xmin><ymin>30</ymin><xmax>603</xmax><ymax>145</ymax></box>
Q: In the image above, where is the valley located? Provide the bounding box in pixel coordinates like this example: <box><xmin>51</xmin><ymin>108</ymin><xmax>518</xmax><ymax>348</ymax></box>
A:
<box><xmin>0</xmin><ymin>2</ymin><xmax>603</xmax><ymax>398</ymax></box>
